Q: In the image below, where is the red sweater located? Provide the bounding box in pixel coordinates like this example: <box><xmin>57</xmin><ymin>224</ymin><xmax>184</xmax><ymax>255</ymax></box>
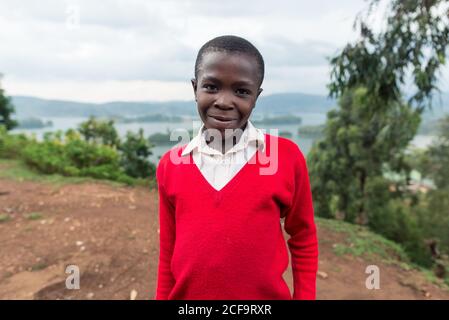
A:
<box><xmin>155</xmin><ymin>133</ymin><xmax>318</xmax><ymax>300</ymax></box>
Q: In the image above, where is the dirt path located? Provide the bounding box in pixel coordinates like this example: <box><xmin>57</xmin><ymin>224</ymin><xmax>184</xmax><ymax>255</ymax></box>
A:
<box><xmin>1</xmin><ymin>176</ymin><xmax>448</xmax><ymax>300</ymax></box>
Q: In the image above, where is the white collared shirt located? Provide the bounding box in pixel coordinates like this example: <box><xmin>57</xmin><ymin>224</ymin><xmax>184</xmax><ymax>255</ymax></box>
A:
<box><xmin>181</xmin><ymin>120</ymin><xmax>266</xmax><ymax>191</ymax></box>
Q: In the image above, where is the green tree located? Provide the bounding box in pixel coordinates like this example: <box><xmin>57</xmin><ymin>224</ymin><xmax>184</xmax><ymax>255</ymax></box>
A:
<box><xmin>413</xmin><ymin>116</ymin><xmax>449</xmax><ymax>257</ymax></box>
<box><xmin>0</xmin><ymin>74</ymin><xmax>18</xmax><ymax>131</ymax></box>
<box><xmin>119</xmin><ymin>129</ymin><xmax>155</xmax><ymax>178</ymax></box>
<box><xmin>364</xmin><ymin>175</ymin><xmax>433</xmax><ymax>266</ymax></box>
<box><xmin>77</xmin><ymin>118</ymin><xmax>157</xmax><ymax>179</ymax></box>
<box><xmin>309</xmin><ymin>87</ymin><xmax>420</xmax><ymax>222</ymax></box>
<box><xmin>78</xmin><ymin>116</ymin><xmax>120</xmax><ymax>147</ymax></box>
<box><xmin>328</xmin><ymin>0</ymin><xmax>449</xmax><ymax>111</ymax></box>
<box><xmin>310</xmin><ymin>0</ymin><xmax>449</xmax><ymax>223</ymax></box>
<box><xmin>419</xmin><ymin>115</ymin><xmax>449</xmax><ymax>189</ymax></box>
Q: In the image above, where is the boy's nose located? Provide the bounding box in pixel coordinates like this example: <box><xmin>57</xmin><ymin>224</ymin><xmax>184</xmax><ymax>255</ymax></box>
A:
<box><xmin>214</xmin><ymin>93</ymin><xmax>234</xmax><ymax>110</ymax></box>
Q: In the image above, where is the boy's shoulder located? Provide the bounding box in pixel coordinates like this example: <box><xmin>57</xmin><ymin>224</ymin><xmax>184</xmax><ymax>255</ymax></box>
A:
<box><xmin>158</xmin><ymin>144</ymin><xmax>188</xmax><ymax>167</ymax></box>
<box><xmin>264</xmin><ymin>134</ymin><xmax>309</xmax><ymax>180</ymax></box>
<box><xmin>156</xmin><ymin>144</ymin><xmax>188</xmax><ymax>183</ymax></box>
<box><xmin>157</xmin><ymin>134</ymin><xmax>306</xmax><ymax>169</ymax></box>
<box><xmin>264</xmin><ymin>133</ymin><xmax>305</xmax><ymax>159</ymax></box>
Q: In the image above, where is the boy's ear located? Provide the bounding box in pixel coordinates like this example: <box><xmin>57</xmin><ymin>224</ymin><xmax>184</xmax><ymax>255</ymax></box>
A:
<box><xmin>252</xmin><ymin>88</ymin><xmax>263</xmax><ymax>111</ymax></box>
<box><xmin>191</xmin><ymin>78</ymin><xmax>197</xmax><ymax>101</ymax></box>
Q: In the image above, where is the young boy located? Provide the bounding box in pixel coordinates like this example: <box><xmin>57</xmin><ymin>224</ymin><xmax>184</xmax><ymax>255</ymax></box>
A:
<box><xmin>155</xmin><ymin>35</ymin><xmax>318</xmax><ymax>300</ymax></box>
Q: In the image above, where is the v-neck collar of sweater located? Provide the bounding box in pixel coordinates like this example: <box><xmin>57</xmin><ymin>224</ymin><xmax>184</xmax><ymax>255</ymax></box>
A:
<box><xmin>181</xmin><ymin>120</ymin><xmax>266</xmax><ymax>157</ymax></box>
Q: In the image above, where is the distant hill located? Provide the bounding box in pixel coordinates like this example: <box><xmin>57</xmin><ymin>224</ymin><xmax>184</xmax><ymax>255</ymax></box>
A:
<box><xmin>10</xmin><ymin>96</ymin><xmax>197</xmax><ymax>118</ymax></box>
<box><xmin>10</xmin><ymin>91</ymin><xmax>449</xmax><ymax>119</ymax></box>
<box><xmin>255</xmin><ymin>92</ymin><xmax>336</xmax><ymax>114</ymax></box>
<box><xmin>422</xmin><ymin>92</ymin><xmax>449</xmax><ymax>120</ymax></box>
<box><xmin>11</xmin><ymin>92</ymin><xmax>337</xmax><ymax>118</ymax></box>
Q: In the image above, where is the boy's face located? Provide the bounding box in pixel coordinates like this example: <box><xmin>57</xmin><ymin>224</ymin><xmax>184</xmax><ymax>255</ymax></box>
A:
<box><xmin>191</xmin><ymin>51</ymin><xmax>262</xmax><ymax>138</ymax></box>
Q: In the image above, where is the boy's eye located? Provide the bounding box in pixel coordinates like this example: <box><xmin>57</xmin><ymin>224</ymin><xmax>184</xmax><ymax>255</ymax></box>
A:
<box><xmin>203</xmin><ymin>84</ymin><xmax>217</xmax><ymax>92</ymax></box>
<box><xmin>236</xmin><ymin>88</ymin><xmax>250</xmax><ymax>96</ymax></box>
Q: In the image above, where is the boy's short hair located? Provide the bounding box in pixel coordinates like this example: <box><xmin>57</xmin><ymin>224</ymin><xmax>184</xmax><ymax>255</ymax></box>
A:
<box><xmin>194</xmin><ymin>35</ymin><xmax>265</xmax><ymax>86</ymax></box>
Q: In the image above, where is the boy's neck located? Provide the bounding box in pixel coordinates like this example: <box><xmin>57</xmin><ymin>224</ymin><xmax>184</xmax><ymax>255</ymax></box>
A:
<box><xmin>205</xmin><ymin>122</ymin><xmax>248</xmax><ymax>155</ymax></box>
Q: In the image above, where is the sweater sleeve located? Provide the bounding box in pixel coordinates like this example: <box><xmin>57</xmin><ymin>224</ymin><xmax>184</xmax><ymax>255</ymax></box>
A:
<box><xmin>283</xmin><ymin>148</ymin><xmax>319</xmax><ymax>300</ymax></box>
<box><xmin>154</xmin><ymin>158</ymin><xmax>176</xmax><ymax>300</ymax></box>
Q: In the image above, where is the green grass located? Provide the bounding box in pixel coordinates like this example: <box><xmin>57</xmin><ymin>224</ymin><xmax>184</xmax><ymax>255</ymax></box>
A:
<box><xmin>316</xmin><ymin>217</ymin><xmax>409</xmax><ymax>263</ymax></box>
<box><xmin>0</xmin><ymin>214</ymin><xmax>11</xmax><ymax>223</ymax></box>
<box><xmin>25</xmin><ymin>212</ymin><xmax>43</xmax><ymax>220</ymax></box>
<box><xmin>30</xmin><ymin>262</ymin><xmax>48</xmax><ymax>271</ymax></box>
<box><xmin>420</xmin><ymin>267</ymin><xmax>439</xmax><ymax>284</ymax></box>
<box><xmin>0</xmin><ymin>159</ymin><xmax>150</xmax><ymax>188</ymax></box>
<box><xmin>23</xmin><ymin>225</ymin><xmax>34</xmax><ymax>232</ymax></box>
<box><xmin>418</xmin><ymin>266</ymin><xmax>449</xmax><ymax>290</ymax></box>
<box><xmin>0</xmin><ymin>159</ymin><xmax>92</xmax><ymax>185</ymax></box>
<box><xmin>316</xmin><ymin>217</ymin><xmax>449</xmax><ymax>291</ymax></box>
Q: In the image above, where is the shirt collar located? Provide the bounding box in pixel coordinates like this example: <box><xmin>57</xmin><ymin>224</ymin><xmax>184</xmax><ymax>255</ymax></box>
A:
<box><xmin>181</xmin><ymin>120</ymin><xmax>265</xmax><ymax>156</ymax></box>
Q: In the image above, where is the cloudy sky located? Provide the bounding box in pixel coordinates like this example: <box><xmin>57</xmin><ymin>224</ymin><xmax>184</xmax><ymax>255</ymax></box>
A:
<box><xmin>0</xmin><ymin>0</ymin><xmax>448</xmax><ymax>103</ymax></box>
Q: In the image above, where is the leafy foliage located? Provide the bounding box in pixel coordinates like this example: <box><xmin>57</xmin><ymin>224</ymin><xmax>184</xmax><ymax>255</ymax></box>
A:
<box><xmin>78</xmin><ymin>116</ymin><xmax>120</xmax><ymax>147</ymax></box>
<box><xmin>412</xmin><ymin>116</ymin><xmax>449</xmax><ymax>261</ymax></box>
<box><xmin>0</xmin><ymin>126</ymin><xmax>31</xmax><ymax>158</ymax></box>
<box><xmin>1</xmin><ymin>116</ymin><xmax>157</xmax><ymax>185</ymax></box>
<box><xmin>311</xmin><ymin>0</ymin><xmax>449</xmax><ymax>272</ymax></box>
<box><xmin>21</xmin><ymin>130</ymin><xmax>130</xmax><ymax>182</ymax></box>
<box><xmin>418</xmin><ymin>115</ymin><xmax>449</xmax><ymax>189</ymax></box>
<box><xmin>309</xmin><ymin>87</ymin><xmax>420</xmax><ymax>222</ymax></box>
<box><xmin>119</xmin><ymin>129</ymin><xmax>155</xmax><ymax>178</ymax></box>
<box><xmin>0</xmin><ymin>75</ymin><xmax>18</xmax><ymax>131</ymax></box>
<box><xmin>329</xmin><ymin>0</ymin><xmax>449</xmax><ymax>111</ymax></box>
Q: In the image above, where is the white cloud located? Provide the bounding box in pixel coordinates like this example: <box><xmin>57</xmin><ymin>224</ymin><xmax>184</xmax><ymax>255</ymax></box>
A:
<box><xmin>0</xmin><ymin>0</ymin><xmax>447</xmax><ymax>102</ymax></box>
<box><xmin>3</xmin><ymin>77</ymin><xmax>194</xmax><ymax>103</ymax></box>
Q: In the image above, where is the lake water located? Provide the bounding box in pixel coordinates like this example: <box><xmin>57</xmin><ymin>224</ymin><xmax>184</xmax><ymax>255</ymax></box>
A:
<box><xmin>11</xmin><ymin>114</ymin><xmax>435</xmax><ymax>164</ymax></box>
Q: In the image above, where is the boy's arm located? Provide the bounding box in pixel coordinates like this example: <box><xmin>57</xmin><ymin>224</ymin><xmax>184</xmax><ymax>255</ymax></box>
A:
<box><xmin>154</xmin><ymin>162</ymin><xmax>176</xmax><ymax>300</ymax></box>
<box><xmin>283</xmin><ymin>149</ymin><xmax>319</xmax><ymax>300</ymax></box>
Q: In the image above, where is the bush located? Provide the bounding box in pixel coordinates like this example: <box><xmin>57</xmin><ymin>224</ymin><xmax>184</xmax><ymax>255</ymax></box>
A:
<box><xmin>1</xmin><ymin>119</ymin><xmax>158</xmax><ymax>185</ymax></box>
<box><xmin>365</xmin><ymin>176</ymin><xmax>433</xmax><ymax>267</ymax></box>
<box><xmin>0</xmin><ymin>126</ymin><xmax>32</xmax><ymax>159</ymax></box>
<box><xmin>22</xmin><ymin>131</ymin><xmax>70</xmax><ymax>174</ymax></box>
<box><xmin>77</xmin><ymin>116</ymin><xmax>120</xmax><ymax>147</ymax></box>
<box><xmin>21</xmin><ymin>130</ymin><xmax>128</xmax><ymax>182</ymax></box>
<box><xmin>119</xmin><ymin>129</ymin><xmax>155</xmax><ymax>178</ymax></box>
<box><xmin>415</xmin><ymin>188</ymin><xmax>449</xmax><ymax>257</ymax></box>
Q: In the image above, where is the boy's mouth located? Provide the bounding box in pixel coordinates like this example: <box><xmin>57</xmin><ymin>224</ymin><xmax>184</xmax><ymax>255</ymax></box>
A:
<box><xmin>208</xmin><ymin>115</ymin><xmax>238</xmax><ymax>124</ymax></box>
